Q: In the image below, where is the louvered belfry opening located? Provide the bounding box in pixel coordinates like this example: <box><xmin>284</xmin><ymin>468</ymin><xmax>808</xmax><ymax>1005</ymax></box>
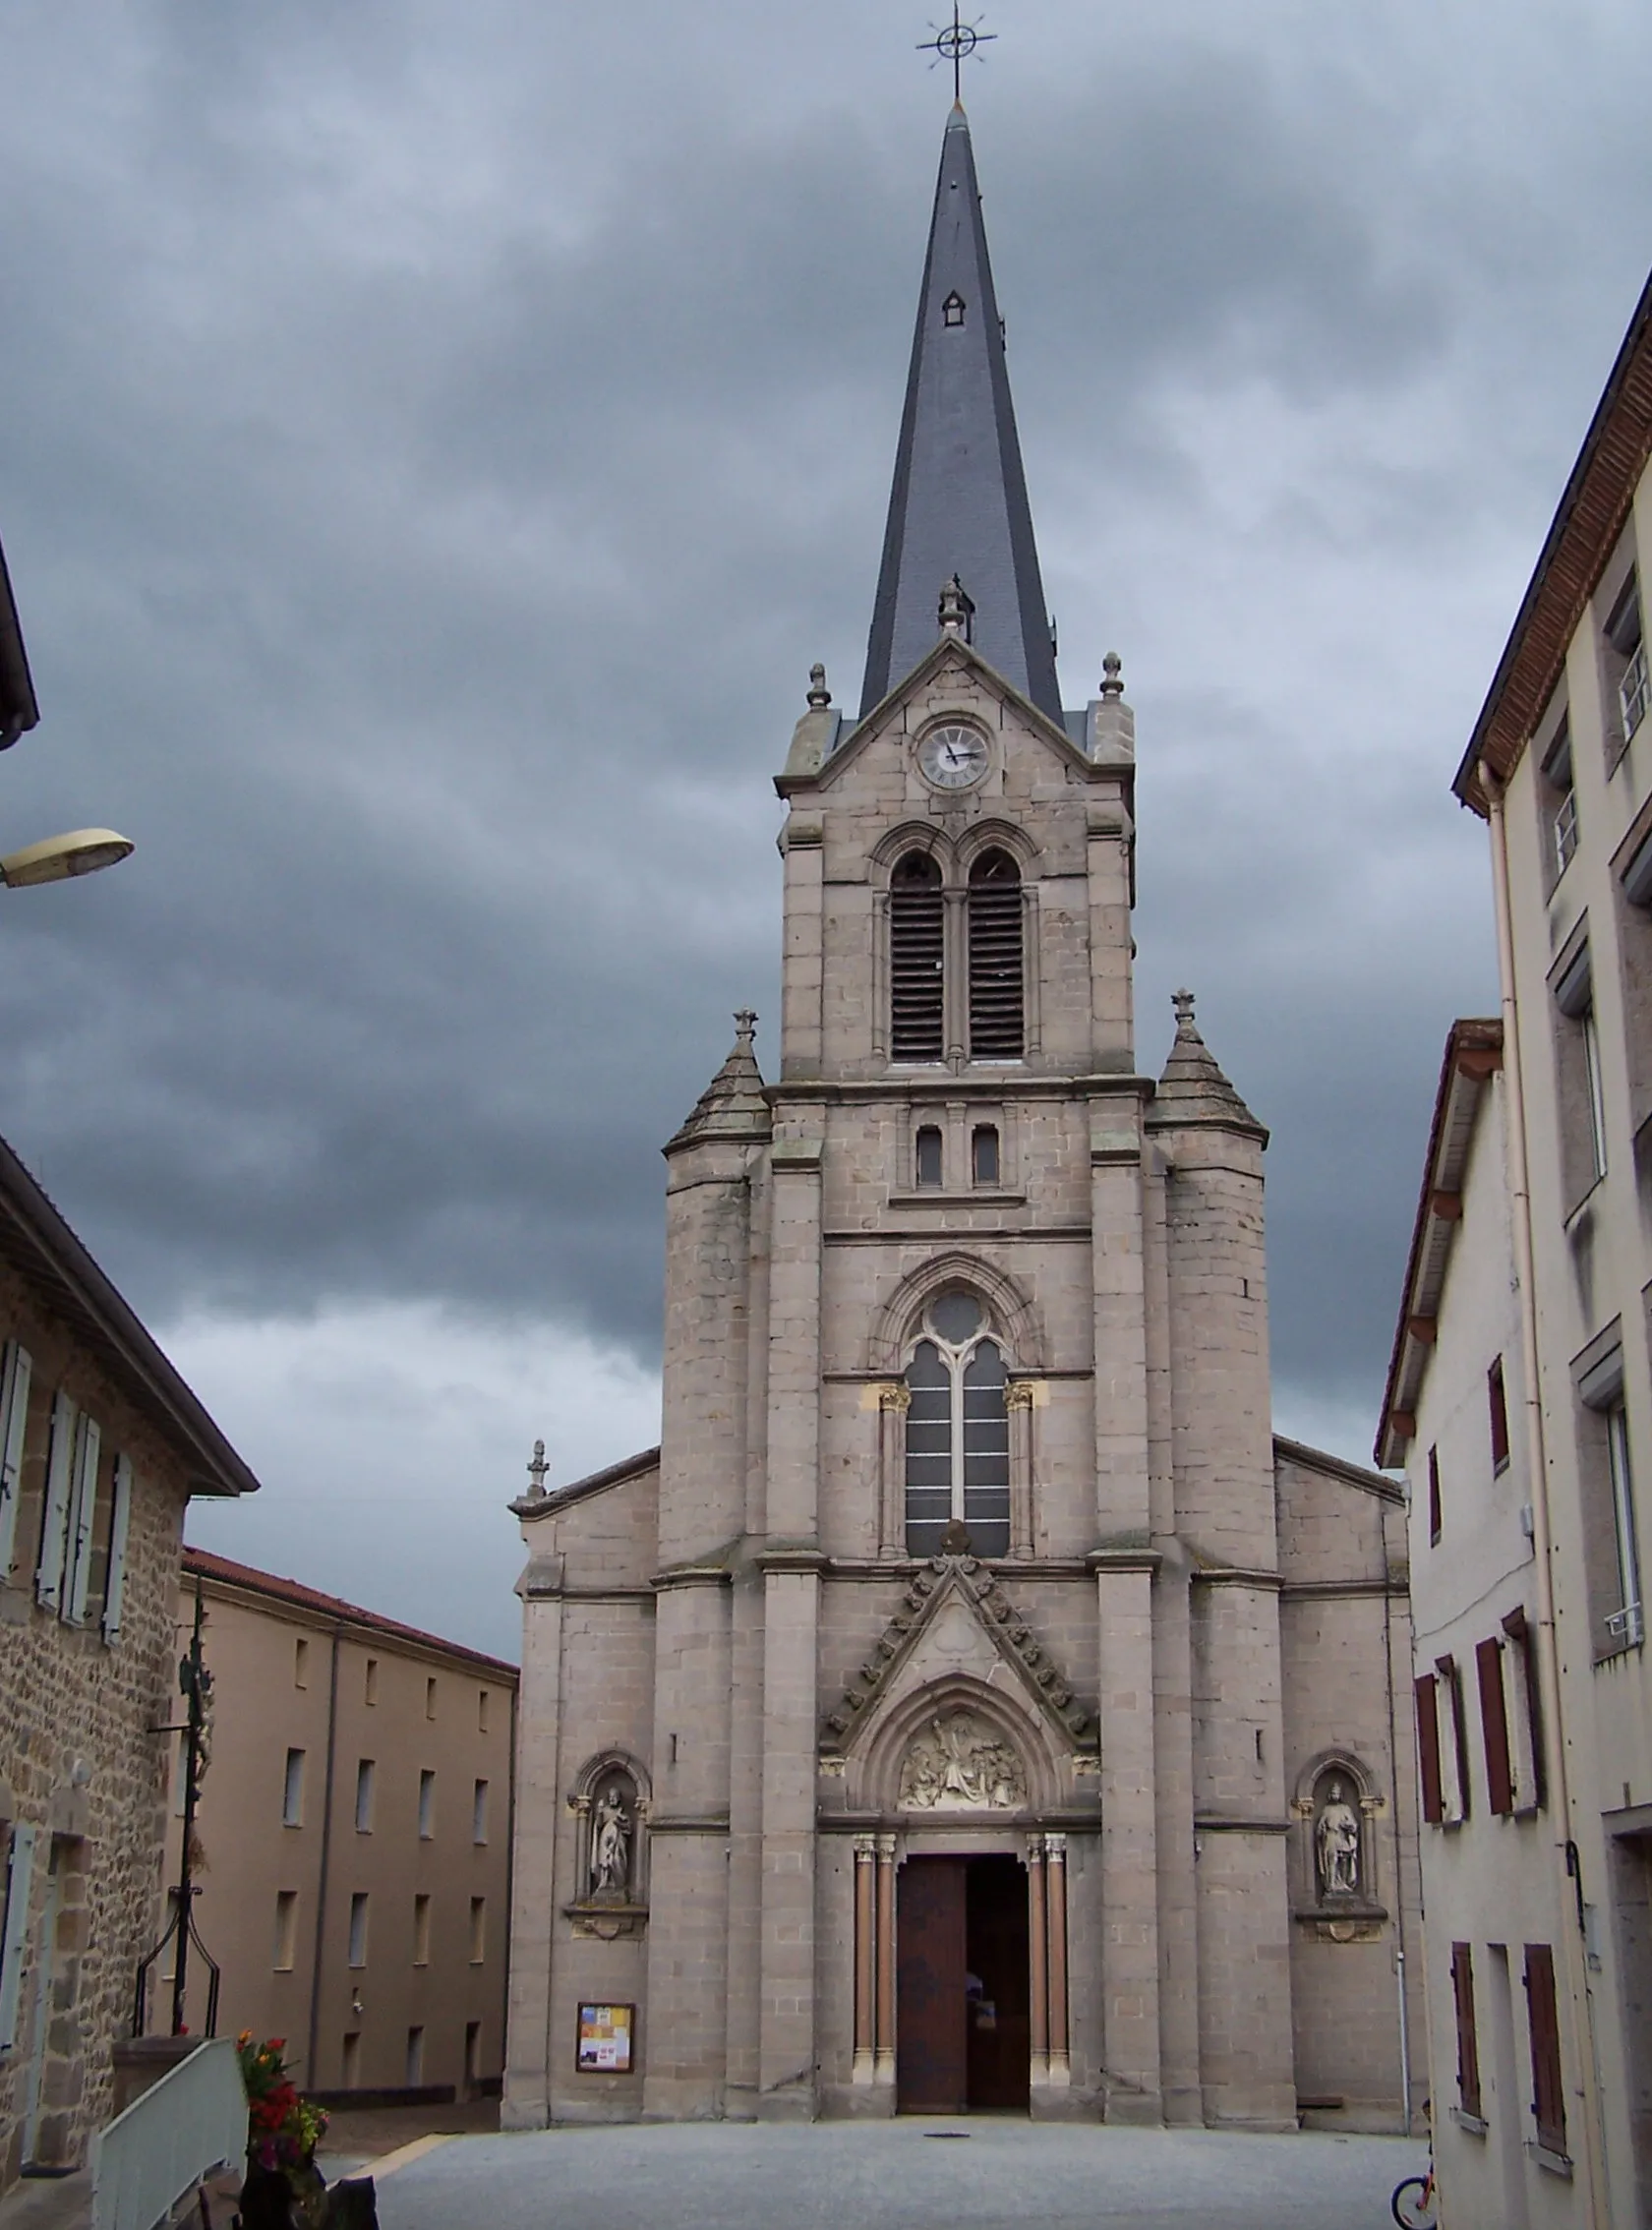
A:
<box><xmin>968</xmin><ymin>850</ymin><xmax>1024</xmax><ymax>1059</ymax></box>
<box><xmin>891</xmin><ymin>851</ymin><xmax>945</xmax><ymax>1061</ymax></box>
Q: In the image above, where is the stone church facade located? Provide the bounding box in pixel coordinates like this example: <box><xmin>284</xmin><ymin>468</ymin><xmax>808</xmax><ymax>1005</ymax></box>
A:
<box><xmin>503</xmin><ymin>105</ymin><xmax>1423</xmax><ymax>2133</ymax></box>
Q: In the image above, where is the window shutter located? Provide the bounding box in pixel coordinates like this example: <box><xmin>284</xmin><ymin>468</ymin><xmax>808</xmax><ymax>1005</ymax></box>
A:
<box><xmin>0</xmin><ymin>1343</ymin><xmax>31</xmax><ymax>1578</ymax></box>
<box><xmin>35</xmin><ymin>1391</ymin><xmax>77</xmax><ymax>1612</ymax></box>
<box><xmin>1414</xmin><ymin>1672</ymin><xmax>1444</xmax><ymax>1824</ymax></box>
<box><xmin>967</xmin><ymin>851</ymin><xmax>1024</xmax><ymax>1059</ymax></box>
<box><xmin>101</xmin><ymin>1455</ymin><xmax>133</xmax><ymax>1644</ymax></box>
<box><xmin>1523</xmin><ymin>1942</ymin><xmax>1566</xmax><ymax>2155</ymax></box>
<box><xmin>63</xmin><ymin>1415</ymin><xmax>100</xmax><ymax>1626</ymax></box>
<box><xmin>890</xmin><ymin>854</ymin><xmax>945</xmax><ymax>1061</ymax></box>
<box><xmin>1504</xmin><ymin>1608</ymin><xmax>1545</xmax><ymax>1811</ymax></box>
<box><xmin>1476</xmin><ymin>1636</ymin><xmax>1514</xmax><ymax>1815</ymax></box>
<box><xmin>0</xmin><ymin>1822</ymin><xmax>37</xmax><ymax>2052</ymax></box>
<box><xmin>1449</xmin><ymin>1942</ymin><xmax>1482</xmax><ymax>2118</ymax></box>
<box><xmin>1440</xmin><ymin>1655</ymin><xmax>1472</xmax><ymax>1820</ymax></box>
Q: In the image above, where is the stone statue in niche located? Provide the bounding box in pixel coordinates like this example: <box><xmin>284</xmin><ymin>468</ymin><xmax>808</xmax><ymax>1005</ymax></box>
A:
<box><xmin>1315</xmin><ymin>1778</ymin><xmax>1361</xmax><ymax>1899</ymax></box>
<box><xmin>590</xmin><ymin>1784</ymin><xmax>632</xmax><ymax>1898</ymax></box>
<box><xmin>899</xmin><ymin>1710</ymin><xmax>1026</xmax><ymax>1810</ymax></box>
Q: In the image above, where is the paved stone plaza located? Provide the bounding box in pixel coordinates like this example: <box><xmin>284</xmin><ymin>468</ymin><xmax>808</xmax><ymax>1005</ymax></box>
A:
<box><xmin>375</xmin><ymin>2120</ymin><xmax>1429</xmax><ymax>2230</ymax></box>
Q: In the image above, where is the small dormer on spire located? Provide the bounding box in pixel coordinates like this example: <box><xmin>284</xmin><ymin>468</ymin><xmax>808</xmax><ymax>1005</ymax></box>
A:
<box><xmin>1148</xmin><ymin>989</ymin><xmax>1268</xmax><ymax>1142</ymax></box>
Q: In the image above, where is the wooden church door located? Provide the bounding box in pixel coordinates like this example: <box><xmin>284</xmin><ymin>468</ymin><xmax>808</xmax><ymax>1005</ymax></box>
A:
<box><xmin>896</xmin><ymin>1857</ymin><xmax>968</xmax><ymax>2110</ymax></box>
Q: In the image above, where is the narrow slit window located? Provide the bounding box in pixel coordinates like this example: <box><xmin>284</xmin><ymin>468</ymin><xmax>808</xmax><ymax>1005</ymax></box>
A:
<box><xmin>914</xmin><ymin>1126</ymin><xmax>943</xmax><ymax>1188</ymax></box>
<box><xmin>972</xmin><ymin>1125</ymin><xmax>1000</xmax><ymax>1186</ymax></box>
<box><xmin>354</xmin><ymin>1759</ymin><xmax>376</xmax><ymax>1834</ymax></box>
<box><xmin>419</xmin><ymin>1769</ymin><xmax>435</xmax><ymax>1840</ymax></box>
<box><xmin>1428</xmin><ymin>1445</ymin><xmax>1442</xmax><ymax>1546</ymax></box>
<box><xmin>890</xmin><ymin>852</ymin><xmax>945</xmax><ymax>1061</ymax></box>
<box><xmin>282</xmin><ymin>1749</ymin><xmax>306</xmax><ymax>1829</ymax></box>
<box><xmin>968</xmin><ymin>851</ymin><xmax>1024</xmax><ymax>1060</ymax></box>
<box><xmin>1488</xmin><ymin>1357</ymin><xmax>1510</xmax><ymax>1474</ymax></box>
<box><xmin>348</xmin><ymin>1892</ymin><xmax>369</xmax><ymax>1968</ymax></box>
<box><xmin>413</xmin><ymin>1893</ymin><xmax>432</xmax><ymax>1966</ymax></box>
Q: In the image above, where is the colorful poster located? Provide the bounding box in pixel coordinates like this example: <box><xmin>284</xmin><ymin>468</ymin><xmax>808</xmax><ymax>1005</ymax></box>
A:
<box><xmin>576</xmin><ymin>2002</ymin><xmax>634</xmax><ymax>2074</ymax></box>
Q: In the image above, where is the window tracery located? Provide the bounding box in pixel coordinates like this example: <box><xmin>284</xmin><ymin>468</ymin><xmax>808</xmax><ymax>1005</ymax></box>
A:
<box><xmin>904</xmin><ymin>1288</ymin><xmax>1011</xmax><ymax>1557</ymax></box>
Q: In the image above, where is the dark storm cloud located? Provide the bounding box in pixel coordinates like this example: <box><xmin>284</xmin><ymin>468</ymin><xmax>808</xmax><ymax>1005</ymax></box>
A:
<box><xmin>1</xmin><ymin>0</ymin><xmax>1651</xmax><ymax>1464</ymax></box>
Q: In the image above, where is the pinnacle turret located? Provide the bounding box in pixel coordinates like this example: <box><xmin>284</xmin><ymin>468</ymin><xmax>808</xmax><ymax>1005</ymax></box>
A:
<box><xmin>666</xmin><ymin>1010</ymin><xmax>771</xmax><ymax>1149</ymax></box>
<box><xmin>1149</xmin><ymin>990</ymin><xmax>1268</xmax><ymax>1141</ymax></box>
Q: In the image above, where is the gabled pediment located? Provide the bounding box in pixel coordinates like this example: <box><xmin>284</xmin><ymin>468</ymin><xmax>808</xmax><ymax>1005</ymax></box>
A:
<box><xmin>821</xmin><ymin>1549</ymin><xmax>1093</xmax><ymax>1760</ymax></box>
<box><xmin>779</xmin><ymin>633</ymin><xmax>1094</xmax><ymax>798</ymax></box>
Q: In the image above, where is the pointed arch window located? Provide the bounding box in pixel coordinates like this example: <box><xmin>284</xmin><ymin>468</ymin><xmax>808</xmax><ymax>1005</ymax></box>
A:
<box><xmin>904</xmin><ymin>1290</ymin><xmax>1011</xmax><ymax>1558</ymax></box>
<box><xmin>891</xmin><ymin>851</ymin><xmax>945</xmax><ymax>1061</ymax></box>
<box><xmin>942</xmin><ymin>291</ymin><xmax>966</xmax><ymax>327</ymax></box>
<box><xmin>968</xmin><ymin>850</ymin><xmax>1024</xmax><ymax>1059</ymax></box>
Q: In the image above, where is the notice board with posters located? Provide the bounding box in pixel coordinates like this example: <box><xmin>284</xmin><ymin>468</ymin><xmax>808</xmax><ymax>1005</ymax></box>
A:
<box><xmin>576</xmin><ymin>2003</ymin><xmax>634</xmax><ymax>2074</ymax></box>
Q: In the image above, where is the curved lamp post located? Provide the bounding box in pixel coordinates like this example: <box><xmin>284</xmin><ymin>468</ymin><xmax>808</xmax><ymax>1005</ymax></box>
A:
<box><xmin>0</xmin><ymin>827</ymin><xmax>133</xmax><ymax>889</ymax></box>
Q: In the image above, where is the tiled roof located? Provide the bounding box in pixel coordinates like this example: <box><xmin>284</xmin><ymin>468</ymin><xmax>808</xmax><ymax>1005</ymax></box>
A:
<box><xmin>182</xmin><ymin>1545</ymin><xmax>518</xmax><ymax>1676</ymax></box>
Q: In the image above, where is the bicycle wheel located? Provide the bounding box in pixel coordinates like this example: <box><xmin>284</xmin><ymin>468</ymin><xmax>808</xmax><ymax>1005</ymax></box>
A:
<box><xmin>1391</xmin><ymin>2174</ymin><xmax>1438</xmax><ymax>2229</ymax></box>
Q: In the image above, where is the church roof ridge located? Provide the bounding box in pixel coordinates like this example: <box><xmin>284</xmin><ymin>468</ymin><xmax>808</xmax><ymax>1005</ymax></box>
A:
<box><xmin>1146</xmin><ymin>989</ymin><xmax>1268</xmax><ymax>1143</ymax></box>
<box><xmin>858</xmin><ymin>106</ymin><xmax>1062</xmax><ymax>726</ymax></box>
<box><xmin>665</xmin><ymin>1010</ymin><xmax>772</xmax><ymax>1151</ymax></box>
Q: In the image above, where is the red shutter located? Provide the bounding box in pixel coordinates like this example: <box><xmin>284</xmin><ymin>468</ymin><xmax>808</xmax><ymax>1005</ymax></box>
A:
<box><xmin>1523</xmin><ymin>1943</ymin><xmax>1567</xmax><ymax>2156</ymax></box>
<box><xmin>1477</xmin><ymin>1636</ymin><xmax>1514</xmax><ymax>1815</ymax></box>
<box><xmin>1415</xmin><ymin>1673</ymin><xmax>1444</xmax><ymax>1825</ymax></box>
<box><xmin>1450</xmin><ymin>1942</ymin><xmax>1482</xmax><ymax>2118</ymax></box>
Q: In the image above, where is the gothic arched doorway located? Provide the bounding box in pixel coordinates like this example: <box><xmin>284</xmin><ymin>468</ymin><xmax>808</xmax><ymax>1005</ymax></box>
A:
<box><xmin>896</xmin><ymin>1852</ymin><xmax>1031</xmax><ymax>2112</ymax></box>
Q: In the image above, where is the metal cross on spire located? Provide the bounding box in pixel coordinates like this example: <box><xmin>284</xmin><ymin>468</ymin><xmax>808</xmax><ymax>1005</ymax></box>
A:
<box><xmin>917</xmin><ymin>3</ymin><xmax>997</xmax><ymax>103</ymax></box>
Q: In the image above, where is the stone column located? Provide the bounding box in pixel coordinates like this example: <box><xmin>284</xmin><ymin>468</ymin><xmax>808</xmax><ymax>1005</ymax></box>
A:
<box><xmin>757</xmin><ymin>1558</ymin><xmax>821</xmax><ymax>2118</ymax></box>
<box><xmin>874</xmin><ymin>1835</ymin><xmax>898</xmax><ymax>2087</ymax></box>
<box><xmin>877</xmin><ymin>1382</ymin><xmax>910</xmax><ymax>1557</ymax></box>
<box><xmin>1093</xmin><ymin>1555</ymin><xmax>1163</xmax><ymax>2122</ymax></box>
<box><xmin>1045</xmin><ymin>1834</ymin><xmax>1071</xmax><ymax>2087</ymax></box>
<box><xmin>1006</xmin><ymin>1379</ymin><xmax>1035</xmax><ymax>1557</ymax></box>
<box><xmin>1028</xmin><ymin>1835</ymin><xmax>1049</xmax><ymax>2086</ymax></box>
<box><xmin>853</xmin><ymin>1837</ymin><xmax>876</xmax><ymax>2084</ymax></box>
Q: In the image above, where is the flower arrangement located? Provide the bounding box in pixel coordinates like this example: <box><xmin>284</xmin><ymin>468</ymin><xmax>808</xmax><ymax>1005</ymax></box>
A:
<box><xmin>237</xmin><ymin>2034</ymin><xmax>329</xmax><ymax>2173</ymax></box>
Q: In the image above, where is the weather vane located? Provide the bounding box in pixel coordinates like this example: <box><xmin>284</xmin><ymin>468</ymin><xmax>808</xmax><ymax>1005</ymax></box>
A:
<box><xmin>917</xmin><ymin>4</ymin><xmax>997</xmax><ymax>103</ymax></box>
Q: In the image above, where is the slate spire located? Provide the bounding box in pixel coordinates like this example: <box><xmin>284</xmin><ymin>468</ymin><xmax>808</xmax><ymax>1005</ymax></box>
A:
<box><xmin>860</xmin><ymin>105</ymin><xmax>1062</xmax><ymax>725</ymax></box>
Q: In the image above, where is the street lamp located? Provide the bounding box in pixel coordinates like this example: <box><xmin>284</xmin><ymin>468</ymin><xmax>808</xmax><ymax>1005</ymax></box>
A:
<box><xmin>1</xmin><ymin>540</ymin><xmax>134</xmax><ymax>889</ymax></box>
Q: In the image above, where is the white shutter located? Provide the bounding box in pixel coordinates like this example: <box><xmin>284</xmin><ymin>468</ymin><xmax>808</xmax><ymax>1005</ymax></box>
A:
<box><xmin>0</xmin><ymin>1344</ymin><xmax>31</xmax><ymax>1578</ymax></box>
<box><xmin>102</xmin><ymin>1455</ymin><xmax>133</xmax><ymax>1645</ymax></box>
<box><xmin>0</xmin><ymin>1823</ymin><xmax>37</xmax><ymax>2052</ymax></box>
<box><xmin>64</xmin><ymin>1415</ymin><xmax>100</xmax><ymax>1626</ymax></box>
<box><xmin>34</xmin><ymin>1392</ymin><xmax>77</xmax><ymax>1612</ymax></box>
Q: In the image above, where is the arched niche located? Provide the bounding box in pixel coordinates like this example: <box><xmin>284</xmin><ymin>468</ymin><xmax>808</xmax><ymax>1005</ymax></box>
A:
<box><xmin>1291</xmin><ymin>1748</ymin><xmax>1385</xmax><ymax>1920</ymax></box>
<box><xmin>565</xmin><ymin>1751</ymin><xmax>651</xmax><ymax>1938</ymax></box>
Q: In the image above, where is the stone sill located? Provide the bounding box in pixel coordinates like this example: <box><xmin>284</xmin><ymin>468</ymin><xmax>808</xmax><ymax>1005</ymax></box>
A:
<box><xmin>1528</xmin><ymin>2143</ymin><xmax>1573</xmax><ymax>2179</ymax></box>
<box><xmin>887</xmin><ymin>1191</ymin><xmax>1028</xmax><ymax>1209</ymax></box>
<box><xmin>1452</xmin><ymin>2109</ymin><xmax>1488</xmax><ymax>2136</ymax></box>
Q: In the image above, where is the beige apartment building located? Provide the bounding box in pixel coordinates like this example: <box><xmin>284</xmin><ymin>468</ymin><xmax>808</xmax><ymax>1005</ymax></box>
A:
<box><xmin>0</xmin><ymin>1135</ymin><xmax>259</xmax><ymax>2199</ymax></box>
<box><xmin>1381</xmin><ymin>268</ymin><xmax>1652</xmax><ymax>2225</ymax></box>
<box><xmin>165</xmin><ymin>1550</ymin><xmax>516</xmax><ymax>2103</ymax></box>
<box><xmin>505</xmin><ymin>103</ymin><xmax>1424</xmax><ymax>2135</ymax></box>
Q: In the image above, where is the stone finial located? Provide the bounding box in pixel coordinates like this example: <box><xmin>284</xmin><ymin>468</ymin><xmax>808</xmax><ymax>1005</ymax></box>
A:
<box><xmin>1100</xmin><ymin>651</ymin><xmax>1124</xmax><ymax>700</ymax></box>
<box><xmin>526</xmin><ymin>1438</ymin><xmax>550</xmax><ymax>1498</ymax></box>
<box><xmin>806</xmin><ymin>663</ymin><xmax>832</xmax><ymax>710</ymax></box>
<box><xmin>734</xmin><ymin>1008</ymin><xmax>757</xmax><ymax>1047</ymax></box>
<box><xmin>938</xmin><ymin>574</ymin><xmax>975</xmax><ymax>639</ymax></box>
<box><xmin>1172</xmin><ymin>987</ymin><xmax>1197</xmax><ymax>1029</ymax></box>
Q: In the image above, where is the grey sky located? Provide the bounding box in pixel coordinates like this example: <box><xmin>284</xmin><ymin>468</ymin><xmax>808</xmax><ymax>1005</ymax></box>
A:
<box><xmin>1</xmin><ymin>2</ymin><xmax>1648</xmax><ymax>1655</ymax></box>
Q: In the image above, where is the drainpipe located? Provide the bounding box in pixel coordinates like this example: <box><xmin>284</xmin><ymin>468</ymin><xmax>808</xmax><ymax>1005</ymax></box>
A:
<box><xmin>305</xmin><ymin>1623</ymin><xmax>342</xmax><ymax>2087</ymax></box>
<box><xmin>1483</xmin><ymin>770</ymin><xmax>1611</xmax><ymax>2224</ymax></box>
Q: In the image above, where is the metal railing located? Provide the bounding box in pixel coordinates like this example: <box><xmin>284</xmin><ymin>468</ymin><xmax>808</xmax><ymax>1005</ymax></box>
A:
<box><xmin>90</xmin><ymin>2036</ymin><xmax>245</xmax><ymax>2230</ymax></box>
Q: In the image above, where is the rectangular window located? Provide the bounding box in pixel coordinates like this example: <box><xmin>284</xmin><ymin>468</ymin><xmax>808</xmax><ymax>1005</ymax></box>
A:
<box><xmin>355</xmin><ymin>1759</ymin><xmax>376</xmax><ymax>1834</ymax></box>
<box><xmin>1428</xmin><ymin>1445</ymin><xmax>1443</xmax><ymax>1547</ymax></box>
<box><xmin>1488</xmin><ymin>1357</ymin><xmax>1510</xmax><ymax>1475</ymax></box>
<box><xmin>426</xmin><ymin>1676</ymin><xmax>438</xmax><ymax>1722</ymax></box>
<box><xmin>1616</xmin><ymin>816</ymin><xmax>1652</xmax><ymax>1136</ymax></box>
<box><xmin>914</xmin><ymin>1125</ymin><xmax>943</xmax><ymax>1188</ymax></box>
<box><xmin>1450</xmin><ymin>1942</ymin><xmax>1482</xmax><ymax>2120</ymax></box>
<box><xmin>1553</xmin><ymin>942</ymin><xmax>1607</xmax><ymax>1209</ymax></box>
<box><xmin>1523</xmin><ymin>1943</ymin><xmax>1567</xmax><ymax>2157</ymax></box>
<box><xmin>100</xmin><ymin>1454</ymin><xmax>132</xmax><ymax>1645</ymax></box>
<box><xmin>405</xmin><ymin>2026</ymin><xmax>425</xmax><ymax>2085</ymax></box>
<box><xmin>1605</xmin><ymin>569</ymin><xmax>1648</xmax><ymax>763</ymax></box>
<box><xmin>35</xmin><ymin>1389</ymin><xmax>78</xmax><ymax>1612</ymax></box>
<box><xmin>1503</xmin><ymin>1608</ymin><xmax>1545</xmax><ymax>1812</ymax></box>
<box><xmin>282</xmin><ymin>1749</ymin><xmax>306</xmax><ymax>1829</ymax></box>
<box><xmin>889</xmin><ymin>852</ymin><xmax>945</xmax><ymax>1062</ymax></box>
<box><xmin>341</xmin><ymin>2032</ymin><xmax>362</xmax><ymax>2088</ymax></box>
<box><xmin>294</xmin><ymin>1637</ymin><xmax>309</xmax><ymax>1689</ymax></box>
<box><xmin>273</xmin><ymin>1891</ymin><xmax>298</xmax><ymax>1971</ymax></box>
<box><xmin>1437</xmin><ymin>1654</ymin><xmax>1471</xmax><ymax>1823</ymax></box>
<box><xmin>1476</xmin><ymin>1636</ymin><xmax>1514</xmax><ymax>1816</ymax></box>
<box><xmin>967</xmin><ymin>851</ymin><xmax>1025</xmax><ymax>1060</ymax></box>
<box><xmin>1605</xmin><ymin>1405</ymin><xmax>1643</xmax><ymax>1649</ymax></box>
<box><xmin>478</xmin><ymin>1688</ymin><xmax>490</xmax><ymax>1735</ymax></box>
<box><xmin>1415</xmin><ymin>1672</ymin><xmax>1444</xmax><ymax>1825</ymax></box>
<box><xmin>413</xmin><ymin>1893</ymin><xmax>431</xmax><ymax>1966</ymax></box>
<box><xmin>469</xmin><ymin>1896</ymin><xmax>486</xmax><ymax>1966</ymax></box>
<box><xmin>0</xmin><ymin>1822</ymin><xmax>38</xmax><ymax>2051</ymax></box>
<box><xmin>61</xmin><ymin>1411</ymin><xmax>101</xmax><ymax>1626</ymax></box>
<box><xmin>365</xmin><ymin>1657</ymin><xmax>379</xmax><ymax>1707</ymax></box>
<box><xmin>419</xmin><ymin>1770</ymin><xmax>436</xmax><ymax>1840</ymax></box>
<box><xmin>1540</xmin><ymin>721</ymin><xmax>1578</xmax><ymax>886</ymax></box>
<box><xmin>1575</xmin><ymin>1338</ymin><xmax>1644</xmax><ymax>1658</ymax></box>
<box><xmin>472</xmin><ymin>1780</ymin><xmax>489</xmax><ymax>1845</ymax></box>
<box><xmin>348</xmin><ymin>1892</ymin><xmax>369</xmax><ymax>1969</ymax></box>
<box><xmin>971</xmin><ymin>1125</ymin><xmax>1000</xmax><ymax>1186</ymax></box>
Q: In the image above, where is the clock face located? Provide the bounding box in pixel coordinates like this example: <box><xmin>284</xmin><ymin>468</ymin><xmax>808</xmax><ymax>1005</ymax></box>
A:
<box><xmin>917</xmin><ymin>723</ymin><xmax>990</xmax><ymax>791</ymax></box>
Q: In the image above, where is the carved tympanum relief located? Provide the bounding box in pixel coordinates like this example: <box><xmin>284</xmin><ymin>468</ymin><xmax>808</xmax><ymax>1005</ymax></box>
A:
<box><xmin>898</xmin><ymin>1709</ymin><xmax>1026</xmax><ymax>1810</ymax></box>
